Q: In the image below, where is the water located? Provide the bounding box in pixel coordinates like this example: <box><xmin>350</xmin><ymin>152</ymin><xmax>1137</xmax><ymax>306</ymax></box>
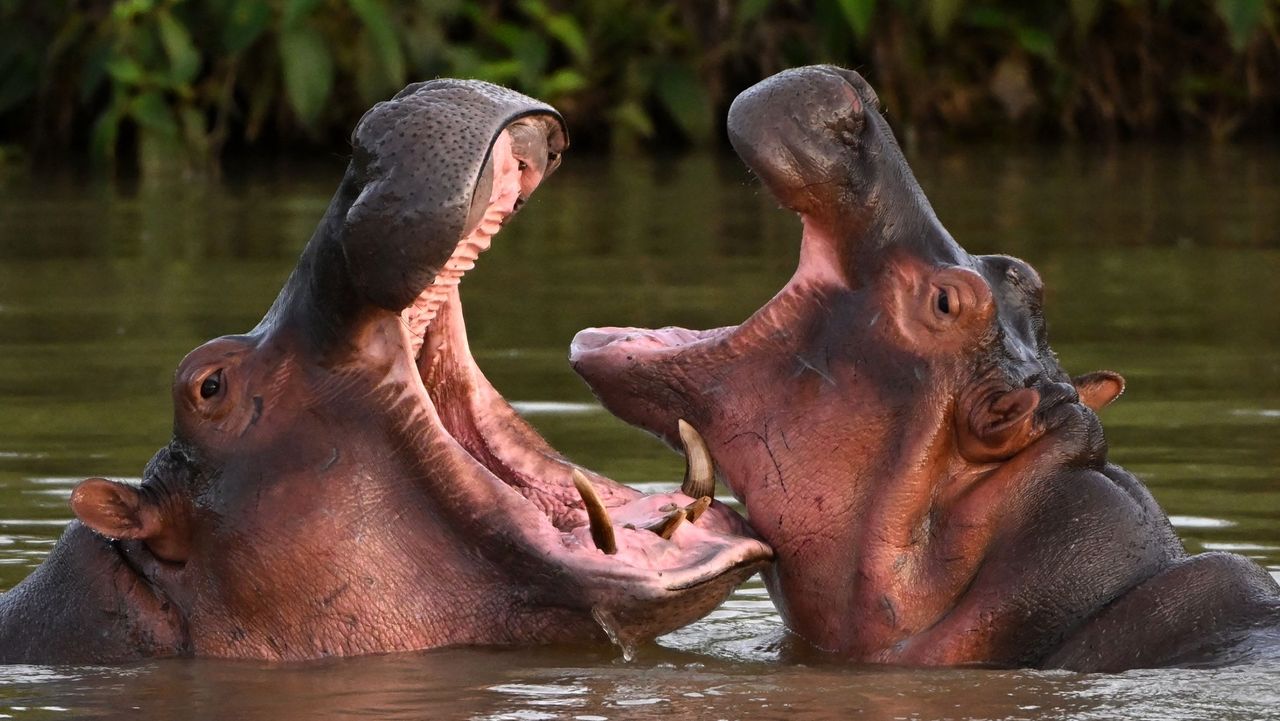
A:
<box><xmin>0</xmin><ymin>144</ymin><xmax>1278</xmax><ymax>718</ymax></box>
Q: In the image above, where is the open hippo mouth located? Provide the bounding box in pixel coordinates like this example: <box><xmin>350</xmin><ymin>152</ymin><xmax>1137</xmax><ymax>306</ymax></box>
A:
<box><xmin>302</xmin><ymin>80</ymin><xmax>775</xmax><ymax>648</ymax></box>
<box><xmin>391</xmin><ymin>131</ymin><xmax>770</xmax><ymax>598</ymax></box>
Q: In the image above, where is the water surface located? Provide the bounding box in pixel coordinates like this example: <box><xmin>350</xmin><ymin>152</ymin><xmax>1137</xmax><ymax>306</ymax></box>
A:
<box><xmin>0</xmin><ymin>145</ymin><xmax>1277</xmax><ymax>718</ymax></box>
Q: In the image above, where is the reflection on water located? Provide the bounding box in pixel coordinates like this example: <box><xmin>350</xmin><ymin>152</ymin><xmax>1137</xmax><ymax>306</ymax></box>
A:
<box><xmin>0</xmin><ymin>144</ymin><xmax>1278</xmax><ymax>717</ymax></box>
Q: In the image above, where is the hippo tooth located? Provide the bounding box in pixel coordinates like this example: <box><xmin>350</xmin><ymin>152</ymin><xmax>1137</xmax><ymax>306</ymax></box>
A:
<box><xmin>639</xmin><ymin>508</ymin><xmax>686</xmax><ymax>536</ymax></box>
<box><xmin>571</xmin><ymin>469</ymin><xmax>617</xmax><ymax>555</ymax></box>
<box><xmin>684</xmin><ymin>496</ymin><xmax>711</xmax><ymax>523</ymax></box>
<box><xmin>678</xmin><ymin>419</ymin><xmax>716</xmax><ymax>499</ymax></box>
<box><xmin>656</xmin><ymin>509</ymin><xmax>687</xmax><ymax>540</ymax></box>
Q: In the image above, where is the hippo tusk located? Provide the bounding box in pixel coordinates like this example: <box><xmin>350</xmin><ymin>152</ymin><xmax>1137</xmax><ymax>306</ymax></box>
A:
<box><xmin>572</xmin><ymin>469</ymin><xmax>617</xmax><ymax>555</ymax></box>
<box><xmin>678</xmin><ymin>419</ymin><xmax>716</xmax><ymax>499</ymax></box>
<box><xmin>684</xmin><ymin>496</ymin><xmax>711</xmax><ymax>523</ymax></box>
<box><xmin>640</xmin><ymin>508</ymin><xmax>688</xmax><ymax>540</ymax></box>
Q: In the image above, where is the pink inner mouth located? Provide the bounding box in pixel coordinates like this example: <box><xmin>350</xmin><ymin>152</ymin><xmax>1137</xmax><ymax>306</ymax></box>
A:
<box><xmin>385</xmin><ymin>132</ymin><xmax>770</xmax><ymax>584</ymax></box>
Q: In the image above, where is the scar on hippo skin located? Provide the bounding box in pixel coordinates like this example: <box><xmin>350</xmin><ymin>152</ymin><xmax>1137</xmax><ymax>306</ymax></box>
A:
<box><xmin>0</xmin><ymin>79</ymin><xmax>769</xmax><ymax>664</ymax></box>
<box><xmin>570</xmin><ymin>65</ymin><xmax>1280</xmax><ymax>671</ymax></box>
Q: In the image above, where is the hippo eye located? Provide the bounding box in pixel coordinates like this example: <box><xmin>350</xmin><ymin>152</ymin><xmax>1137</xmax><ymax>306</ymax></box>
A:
<box><xmin>200</xmin><ymin>371</ymin><xmax>223</xmax><ymax>399</ymax></box>
<box><xmin>937</xmin><ymin>289</ymin><xmax>951</xmax><ymax>315</ymax></box>
<box><xmin>517</xmin><ymin>160</ymin><xmax>528</xmax><ymax>172</ymax></box>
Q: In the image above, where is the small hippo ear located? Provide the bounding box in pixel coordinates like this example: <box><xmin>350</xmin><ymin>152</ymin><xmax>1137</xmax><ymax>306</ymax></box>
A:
<box><xmin>959</xmin><ymin>387</ymin><xmax>1041</xmax><ymax>462</ymax></box>
<box><xmin>70</xmin><ymin>478</ymin><xmax>189</xmax><ymax>563</ymax></box>
<box><xmin>1073</xmin><ymin>371</ymin><xmax>1125</xmax><ymax>412</ymax></box>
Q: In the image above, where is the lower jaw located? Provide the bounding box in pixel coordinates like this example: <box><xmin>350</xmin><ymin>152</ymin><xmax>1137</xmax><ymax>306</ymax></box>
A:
<box><xmin>414</xmin><ymin>289</ymin><xmax>597</xmax><ymax>525</ymax></box>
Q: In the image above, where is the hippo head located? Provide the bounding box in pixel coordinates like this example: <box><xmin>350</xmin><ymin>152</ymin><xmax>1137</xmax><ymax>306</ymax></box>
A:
<box><xmin>570</xmin><ymin>67</ymin><xmax>1126</xmax><ymax>657</ymax></box>
<box><xmin>63</xmin><ymin>80</ymin><xmax>768</xmax><ymax>660</ymax></box>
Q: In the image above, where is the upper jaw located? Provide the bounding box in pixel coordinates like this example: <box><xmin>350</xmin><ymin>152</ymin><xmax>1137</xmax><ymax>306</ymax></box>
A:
<box><xmin>568</xmin><ymin>324</ymin><xmax>741</xmax><ymax>450</ymax></box>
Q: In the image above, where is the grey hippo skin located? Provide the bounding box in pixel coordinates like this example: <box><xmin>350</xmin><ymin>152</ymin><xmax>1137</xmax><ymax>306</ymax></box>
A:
<box><xmin>570</xmin><ymin>66</ymin><xmax>1280</xmax><ymax>672</ymax></box>
<box><xmin>0</xmin><ymin>80</ymin><xmax>769</xmax><ymax>663</ymax></box>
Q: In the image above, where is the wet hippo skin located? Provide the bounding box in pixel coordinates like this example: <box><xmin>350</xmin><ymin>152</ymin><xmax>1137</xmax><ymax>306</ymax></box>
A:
<box><xmin>0</xmin><ymin>80</ymin><xmax>770</xmax><ymax>663</ymax></box>
<box><xmin>570</xmin><ymin>66</ymin><xmax>1280</xmax><ymax>671</ymax></box>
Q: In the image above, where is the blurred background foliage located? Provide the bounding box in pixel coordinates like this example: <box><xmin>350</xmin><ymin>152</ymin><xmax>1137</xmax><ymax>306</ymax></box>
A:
<box><xmin>1</xmin><ymin>0</ymin><xmax>1279</xmax><ymax>171</ymax></box>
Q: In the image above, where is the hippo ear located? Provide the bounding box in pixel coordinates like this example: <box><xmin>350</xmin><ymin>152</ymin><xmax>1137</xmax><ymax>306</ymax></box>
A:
<box><xmin>959</xmin><ymin>387</ymin><xmax>1041</xmax><ymax>462</ymax></box>
<box><xmin>70</xmin><ymin>478</ymin><xmax>190</xmax><ymax>563</ymax></box>
<box><xmin>1073</xmin><ymin>371</ymin><xmax>1125</xmax><ymax>411</ymax></box>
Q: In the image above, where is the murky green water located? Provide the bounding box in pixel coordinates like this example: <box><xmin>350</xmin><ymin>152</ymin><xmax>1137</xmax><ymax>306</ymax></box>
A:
<box><xmin>0</xmin><ymin>145</ymin><xmax>1278</xmax><ymax>719</ymax></box>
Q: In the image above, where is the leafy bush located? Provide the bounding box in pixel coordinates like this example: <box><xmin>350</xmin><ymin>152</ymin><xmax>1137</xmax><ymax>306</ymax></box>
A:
<box><xmin>1</xmin><ymin>0</ymin><xmax>1277</xmax><ymax>170</ymax></box>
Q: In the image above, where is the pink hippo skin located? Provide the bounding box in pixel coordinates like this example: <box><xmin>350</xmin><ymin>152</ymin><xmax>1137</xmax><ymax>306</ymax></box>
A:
<box><xmin>570</xmin><ymin>66</ymin><xmax>1280</xmax><ymax>671</ymax></box>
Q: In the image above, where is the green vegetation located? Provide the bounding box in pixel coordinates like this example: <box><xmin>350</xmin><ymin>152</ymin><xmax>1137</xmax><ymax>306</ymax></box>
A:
<box><xmin>2</xmin><ymin>0</ymin><xmax>1278</xmax><ymax>170</ymax></box>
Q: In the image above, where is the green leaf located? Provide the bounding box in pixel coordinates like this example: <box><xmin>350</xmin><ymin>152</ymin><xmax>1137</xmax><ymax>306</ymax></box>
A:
<box><xmin>1014</xmin><ymin>27</ymin><xmax>1055</xmax><ymax>59</ymax></box>
<box><xmin>279</xmin><ymin>24</ymin><xmax>334</xmax><ymax>127</ymax></box>
<box><xmin>653</xmin><ymin>63</ymin><xmax>712</xmax><ymax>143</ymax></box>
<box><xmin>222</xmin><ymin>0</ymin><xmax>271</xmax><ymax>54</ymax></box>
<box><xmin>156</xmin><ymin>10</ymin><xmax>200</xmax><ymax>85</ymax></box>
<box><xmin>928</xmin><ymin>0</ymin><xmax>964</xmax><ymax>38</ymax></box>
<box><xmin>106</xmin><ymin>55</ymin><xmax>146</xmax><ymax>86</ymax></box>
<box><xmin>965</xmin><ymin>6</ymin><xmax>1008</xmax><ymax>30</ymax></box>
<box><xmin>543</xmin><ymin>14</ymin><xmax>589</xmax><ymax>62</ymax></box>
<box><xmin>835</xmin><ymin>0</ymin><xmax>876</xmax><ymax>40</ymax></box>
<box><xmin>540</xmin><ymin>68</ymin><xmax>587</xmax><ymax>97</ymax></box>
<box><xmin>129</xmin><ymin>89</ymin><xmax>179</xmax><ymax>136</ymax></box>
<box><xmin>515</xmin><ymin>0</ymin><xmax>549</xmax><ymax>21</ymax></box>
<box><xmin>91</xmin><ymin>106</ymin><xmax>123</xmax><ymax>161</ymax></box>
<box><xmin>489</xmin><ymin>22</ymin><xmax>528</xmax><ymax>53</ymax></box>
<box><xmin>472</xmin><ymin>59</ymin><xmax>523</xmax><ymax>83</ymax></box>
<box><xmin>349</xmin><ymin>0</ymin><xmax>405</xmax><ymax>86</ymax></box>
<box><xmin>610</xmin><ymin>100</ymin><xmax>654</xmax><ymax>139</ymax></box>
<box><xmin>736</xmin><ymin>0</ymin><xmax>772</xmax><ymax>26</ymax></box>
<box><xmin>513</xmin><ymin>33</ymin><xmax>550</xmax><ymax>82</ymax></box>
<box><xmin>1217</xmin><ymin>0</ymin><xmax>1266</xmax><ymax>50</ymax></box>
<box><xmin>113</xmin><ymin>0</ymin><xmax>155</xmax><ymax>22</ymax></box>
<box><xmin>283</xmin><ymin>0</ymin><xmax>326</xmax><ymax>28</ymax></box>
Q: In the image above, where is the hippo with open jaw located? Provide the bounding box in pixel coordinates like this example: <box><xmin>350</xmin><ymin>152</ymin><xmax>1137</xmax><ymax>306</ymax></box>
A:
<box><xmin>570</xmin><ymin>66</ymin><xmax>1280</xmax><ymax>671</ymax></box>
<box><xmin>0</xmin><ymin>79</ymin><xmax>769</xmax><ymax>663</ymax></box>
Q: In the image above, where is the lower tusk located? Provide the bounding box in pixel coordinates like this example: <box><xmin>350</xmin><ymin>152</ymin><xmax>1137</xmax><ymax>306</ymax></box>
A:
<box><xmin>649</xmin><ymin>509</ymin><xmax>687</xmax><ymax>540</ymax></box>
<box><xmin>684</xmin><ymin>496</ymin><xmax>711</xmax><ymax>523</ymax></box>
<box><xmin>572</xmin><ymin>469</ymin><xmax>617</xmax><ymax>555</ymax></box>
<box><xmin>678</xmin><ymin>419</ymin><xmax>716</xmax><ymax>499</ymax></box>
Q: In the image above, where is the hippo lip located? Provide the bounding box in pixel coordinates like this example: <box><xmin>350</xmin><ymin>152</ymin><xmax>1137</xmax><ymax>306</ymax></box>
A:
<box><xmin>387</xmin><ymin>202</ymin><xmax>771</xmax><ymax>603</ymax></box>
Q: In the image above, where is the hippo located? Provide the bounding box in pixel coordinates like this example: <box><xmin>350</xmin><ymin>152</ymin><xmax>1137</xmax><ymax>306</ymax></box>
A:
<box><xmin>0</xmin><ymin>79</ymin><xmax>770</xmax><ymax>663</ymax></box>
<box><xmin>569</xmin><ymin>66</ymin><xmax>1280</xmax><ymax>671</ymax></box>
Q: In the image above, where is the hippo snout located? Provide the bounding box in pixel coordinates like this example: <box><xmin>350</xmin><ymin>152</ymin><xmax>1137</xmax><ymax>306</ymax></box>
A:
<box><xmin>727</xmin><ymin>66</ymin><xmax>884</xmax><ymax>219</ymax></box>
